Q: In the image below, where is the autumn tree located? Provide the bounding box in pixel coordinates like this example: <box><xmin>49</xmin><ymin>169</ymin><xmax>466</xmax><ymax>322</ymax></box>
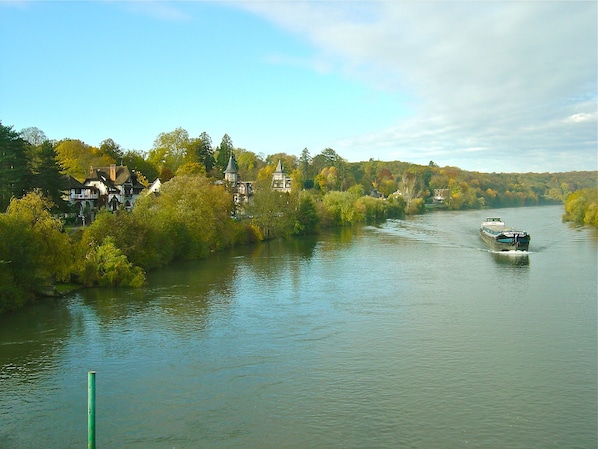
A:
<box><xmin>0</xmin><ymin>192</ymin><xmax>73</xmax><ymax>311</ymax></box>
<box><xmin>315</xmin><ymin>166</ymin><xmax>340</xmax><ymax>192</ymax></box>
<box><xmin>399</xmin><ymin>169</ymin><xmax>422</xmax><ymax>214</ymax></box>
<box><xmin>176</xmin><ymin>161</ymin><xmax>206</xmax><ymax>177</ymax></box>
<box><xmin>563</xmin><ymin>187</ymin><xmax>598</xmax><ymax>227</ymax></box>
<box><xmin>148</xmin><ymin>127</ymin><xmax>191</xmax><ymax>175</ymax></box>
<box><xmin>55</xmin><ymin>139</ymin><xmax>112</xmax><ymax>180</ymax></box>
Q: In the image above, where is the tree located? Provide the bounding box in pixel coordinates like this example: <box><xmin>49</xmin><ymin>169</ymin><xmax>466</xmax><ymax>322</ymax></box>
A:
<box><xmin>76</xmin><ymin>236</ymin><xmax>145</xmax><ymax>287</ymax></box>
<box><xmin>399</xmin><ymin>170</ymin><xmax>420</xmax><ymax>213</ymax></box>
<box><xmin>99</xmin><ymin>138</ymin><xmax>123</xmax><ymax>163</ymax></box>
<box><xmin>121</xmin><ymin>150</ymin><xmax>158</xmax><ymax>183</ymax></box>
<box><xmin>315</xmin><ymin>166</ymin><xmax>340</xmax><ymax>192</ymax></box>
<box><xmin>55</xmin><ymin>139</ymin><xmax>113</xmax><ymax>181</ymax></box>
<box><xmin>5</xmin><ymin>191</ymin><xmax>72</xmax><ymax>282</ymax></box>
<box><xmin>0</xmin><ymin>213</ymin><xmax>37</xmax><ymax>312</ymax></box>
<box><xmin>31</xmin><ymin>140</ymin><xmax>68</xmax><ymax>211</ymax></box>
<box><xmin>176</xmin><ymin>161</ymin><xmax>206</xmax><ymax>177</ymax></box>
<box><xmin>196</xmin><ymin>132</ymin><xmax>215</xmax><ymax>173</ymax></box>
<box><xmin>563</xmin><ymin>187</ymin><xmax>598</xmax><ymax>227</ymax></box>
<box><xmin>140</xmin><ymin>175</ymin><xmax>235</xmax><ymax>259</ymax></box>
<box><xmin>322</xmin><ymin>191</ymin><xmax>358</xmax><ymax>225</ymax></box>
<box><xmin>298</xmin><ymin>148</ymin><xmax>313</xmax><ymax>187</ymax></box>
<box><xmin>236</xmin><ymin>150</ymin><xmax>263</xmax><ymax>180</ymax></box>
<box><xmin>216</xmin><ymin>134</ymin><xmax>234</xmax><ymax>173</ymax></box>
<box><xmin>313</xmin><ymin>148</ymin><xmax>348</xmax><ymax>190</ymax></box>
<box><xmin>147</xmin><ymin>127</ymin><xmax>191</xmax><ymax>175</ymax></box>
<box><xmin>292</xmin><ymin>192</ymin><xmax>319</xmax><ymax>235</ymax></box>
<box><xmin>0</xmin><ymin>123</ymin><xmax>30</xmax><ymax>211</ymax></box>
<box><xmin>247</xmin><ymin>180</ymin><xmax>290</xmax><ymax>239</ymax></box>
<box><xmin>20</xmin><ymin>127</ymin><xmax>47</xmax><ymax>146</ymax></box>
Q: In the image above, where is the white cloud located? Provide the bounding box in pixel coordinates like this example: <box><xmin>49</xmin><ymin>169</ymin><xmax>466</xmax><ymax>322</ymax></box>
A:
<box><xmin>238</xmin><ymin>0</ymin><xmax>597</xmax><ymax>172</ymax></box>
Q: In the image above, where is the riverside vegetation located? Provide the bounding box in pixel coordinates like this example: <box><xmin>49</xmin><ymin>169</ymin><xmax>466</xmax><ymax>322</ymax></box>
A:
<box><xmin>1</xmin><ymin>122</ymin><xmax>596</xmax><ymax>313</ymax></box>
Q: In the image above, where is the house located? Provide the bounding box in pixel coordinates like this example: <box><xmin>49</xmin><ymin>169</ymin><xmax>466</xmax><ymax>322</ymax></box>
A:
<box><xmin>271</xmin><ymin>160</ymin><xmax>291</xmax><ymax>192</ymax></box>
<box><xmin>64</xmin><ymin>175</ymin><xmax>99</xmax><ymax>224</ymax></box>
<box><xmin>433</xmin><ymin>188</ymin><xmax>450</xmax><ymax>204</ymax></box>
<box><xmin>223</xmin><ymin>155</ymin><xmax>253</xmax><ymax>206</ymax></box>
<box><xmin>146</xmin><ymin>178</ymin><xmax>162</xmax><ymax>196</ymax></box>
<box><xmin>84</xmin><ymin>164</ymin><xmax>145</xmax><ymax>212</ymax></box>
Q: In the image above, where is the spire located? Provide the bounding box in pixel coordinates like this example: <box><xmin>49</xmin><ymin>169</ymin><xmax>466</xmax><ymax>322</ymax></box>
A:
<box><xmin>224</xmin><ymin>153</ymin><xmax>238</xmax><ymax>185</ymax></box>
<box><xmin>274</xmin><ymin>160</ymin><xmax>284</xmax><ymax>173</ymax></box>
<box><xmin>224</xmin><ymin>154</ymin><xmax>237</xmax><ymax>174</ymax></box>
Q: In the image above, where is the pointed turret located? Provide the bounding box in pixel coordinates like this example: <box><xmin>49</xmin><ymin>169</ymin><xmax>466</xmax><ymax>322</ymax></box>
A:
<box><xmin>271</xmin><ymin>159</ymin><xmax>291</xmax><ymax>192</ymax></box>
<box><xmin>224</xmin><ymin>154</ymin><xmax>238</xmax><ymax>184</ymax></box>
<box><xmin>274</xmin><ymin>159</ymin><xmax>284</xmax><ymax>173</ymax></box>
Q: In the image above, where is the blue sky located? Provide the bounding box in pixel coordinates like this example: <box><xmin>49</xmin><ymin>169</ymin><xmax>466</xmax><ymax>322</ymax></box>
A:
<box><xmin>1</xmin><ymin>0</ymin><xmax>596</xmax><ymax>173</ymax></box>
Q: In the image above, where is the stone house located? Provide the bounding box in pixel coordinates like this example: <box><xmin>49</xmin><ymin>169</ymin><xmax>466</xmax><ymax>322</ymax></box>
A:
<box><xmin>271</xmin><ymin>160</ymin><xmax>291</xmax><ymax>192</ymax></box>
<box><xmin>223</xmin><ymin>155</ymin><xmax>253</xmax><ymax>206</ymax></box>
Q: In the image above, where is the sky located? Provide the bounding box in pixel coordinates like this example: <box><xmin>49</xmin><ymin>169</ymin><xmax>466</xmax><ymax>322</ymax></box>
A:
<box><xmin>1</xmin><ymin>0</ymin><xmax>596</xmax><ymax>173</ymax></box>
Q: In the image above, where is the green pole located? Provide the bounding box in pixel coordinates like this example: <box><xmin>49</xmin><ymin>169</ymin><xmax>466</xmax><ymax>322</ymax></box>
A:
<box><xmin>88</xmin><ymin>371</ymin><xmax>96</xmax><ymax>449</ymax></box>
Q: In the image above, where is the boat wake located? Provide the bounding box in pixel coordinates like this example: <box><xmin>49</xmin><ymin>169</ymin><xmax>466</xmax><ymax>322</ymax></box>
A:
<box><xmin>487</xmin><ymin>249</ymin><xmax>531</xmax><ymax>256</ymax></box>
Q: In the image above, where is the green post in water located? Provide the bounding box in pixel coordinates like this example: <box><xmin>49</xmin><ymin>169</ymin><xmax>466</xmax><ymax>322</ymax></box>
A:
<box><xmin>88</xmin><ymin>371</ymin><xmax>96</xmax><ymax>449</ymax></box>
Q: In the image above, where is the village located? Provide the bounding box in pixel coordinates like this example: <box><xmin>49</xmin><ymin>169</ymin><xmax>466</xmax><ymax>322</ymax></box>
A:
<box><xmin>65</xmin><ymin>155</ymin><xmax>293</xmax><ymax>225</ymax></box>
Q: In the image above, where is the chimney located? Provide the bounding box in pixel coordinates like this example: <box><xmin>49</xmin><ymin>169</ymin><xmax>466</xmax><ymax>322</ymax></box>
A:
<box><xmin>110</xmin><ymin>164</ymin><xmax>117</xmax><ymax>181</ymax></box>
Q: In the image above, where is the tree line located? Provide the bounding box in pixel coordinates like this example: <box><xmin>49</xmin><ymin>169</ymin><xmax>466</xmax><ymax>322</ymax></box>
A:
<box><xmin>1</xmin><ymin>121</ymin><xmax>596</xmax><ymax>313</ymax></box>
<box><xmin>2</xmin><ymin>122</ymin><xmax>595</xmax><ymax>214</ymax></box>
<box><xmin>562</xmin><ymin>187</ymin><xmax>598</xmax><ymax>227</ymax></box>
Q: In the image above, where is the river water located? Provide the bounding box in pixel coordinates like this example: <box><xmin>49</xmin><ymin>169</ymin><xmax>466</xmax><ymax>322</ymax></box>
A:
<box><xmin>0</xmin><ymin>205</ymin><xmax>596</xmax><ymax>448</ymax></box>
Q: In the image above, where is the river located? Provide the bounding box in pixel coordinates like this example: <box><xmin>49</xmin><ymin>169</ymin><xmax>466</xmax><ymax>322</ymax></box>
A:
<box><xmin>1</xmin><ymin>205</ymin><xmax>596</xmax><ymax>448</ymax></box>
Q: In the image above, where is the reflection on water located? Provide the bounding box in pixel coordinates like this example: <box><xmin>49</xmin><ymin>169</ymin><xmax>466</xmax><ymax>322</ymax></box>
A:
<box><xmin>0</xmin><ymin>205</ymin><xmax>596</xmax><ymax>449</ymax></box>
<box><xmin>0</xmin><ymin>298</ymin><xmax>72</xmax><ymax>380</ymax></box>
<box><xmin>490</xmin><ymin>251</ymin><xmax>530</xmax><ymax>266</ymax></box>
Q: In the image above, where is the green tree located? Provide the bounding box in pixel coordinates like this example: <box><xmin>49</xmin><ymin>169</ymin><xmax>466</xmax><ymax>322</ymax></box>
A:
<box><xmin>121</xmin><ymin>149</ymin><xmax>158</xmax><ymax>183</ymax></box>
<box><xmin>31</xmin><ymin>140</ymin><xmax>68</xmax><ymax>211</ymax></box>
<box><xmin>216</xmin><ymin>134</ymin><xmax>234</xmax><ymax>173</ymax></box>
<box><xmin>77</xmin><ymin>236</ymin><xmax>145</xmax><ymax>287</ymax></box>
<box><xmin>0</xmin><ymin>123</ymin><xmax>30</xmax><ymax>211</ymax></box>
<box><xmin>291</xmin><ymin>191</ymin><xmax>319</xmax><ymax>235</ymax></box>
<box><xmin>5</xmin><ymin>191</ymin><xmax>72</xmax><ymax>282</ymax></box>
<box><xmin>147</xmin><ymin>127</ymin><xmax>191</xmax><ymax>175</ymax></box>
<box><xmin>237</xmin><ymin>150</ymin><xmax>263</xmax><ymax>180</ymax></box>
<box><xmin>142</xmin><ymin>175</ymin><xmax>235</xmax><ymax>259</ymax></box>
<box><xmin>0</xmin><ymin>213</ymin><xmax>37</xmax><ymax>312</ymax></box>
<box><xmin>247</xmin><ymin>179</ymin><xmax>291</xmax><ymax>239</ymax></box>
<box><xmin>99</xmin><ymin>138</ymin><xmax>123</xmax><ymax>163</ymax></box>
<box><xmin>298</xmin><ymin>148</ymin><xmax>313</xmax><ymax>187</ymax></box>
<box><xmin>196</xmin><ymin>131</ymin><xmax>215</xmax><ymax>173</ymax></box>
<box><xmin>321</xmin><ymin>190</ymin><xmax>360</xmax><ymax>225</ymax></box>
<box><xmin>0</xmin><ymin>192</ymin><xmax>72</xmax><ymax>312</ymax></box>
